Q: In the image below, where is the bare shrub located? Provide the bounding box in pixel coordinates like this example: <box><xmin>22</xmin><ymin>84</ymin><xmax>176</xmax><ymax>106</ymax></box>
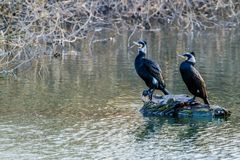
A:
<box><xmin>0</xmin><ymin>0</ymin><xmax>239</xmax><ymax>75</ymax></box>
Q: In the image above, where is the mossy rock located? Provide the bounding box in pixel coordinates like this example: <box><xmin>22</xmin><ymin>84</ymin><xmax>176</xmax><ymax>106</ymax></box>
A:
<box><xmin>140</xmin><ymin>94</ymin><xmax>231</xmax><ymax>118</ymax></box>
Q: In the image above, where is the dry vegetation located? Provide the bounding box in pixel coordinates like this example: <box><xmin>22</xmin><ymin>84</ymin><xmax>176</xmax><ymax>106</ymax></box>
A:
<box><xmin>0</xmin><ymin>0</ymin><xmax>239</xmax><ymax>75</ymax></box>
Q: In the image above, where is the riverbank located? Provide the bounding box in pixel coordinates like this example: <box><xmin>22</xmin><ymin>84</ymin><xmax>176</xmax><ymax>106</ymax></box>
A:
<box><xmin>0</xmin><ymin>1</ymin><xmax>239</xmax><ymax>75</ymax></box>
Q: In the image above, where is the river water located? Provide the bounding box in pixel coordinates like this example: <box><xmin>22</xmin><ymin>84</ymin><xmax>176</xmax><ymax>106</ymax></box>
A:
<box><xmin>0</xmin><ymin>29</ymin><xmax>240</xmax><ymax>159</ymax></box>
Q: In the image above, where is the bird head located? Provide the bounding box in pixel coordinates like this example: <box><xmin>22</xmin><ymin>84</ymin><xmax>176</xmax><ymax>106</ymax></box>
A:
<box><xmin>133</xmin><ymin>40</ymin><xmax>147</xmax><ymax>53</ymax></box>
<box><xmin>178</xmin><ymin>51</ymin><xmax>196</xmax><ymax>64</ymax></box>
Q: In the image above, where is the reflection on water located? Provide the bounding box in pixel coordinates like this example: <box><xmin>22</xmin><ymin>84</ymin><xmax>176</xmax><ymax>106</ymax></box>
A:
<box><xmin>0</xmin><ymin>29</ymin><xmax>240</xmax><ymax>159</ymax></box>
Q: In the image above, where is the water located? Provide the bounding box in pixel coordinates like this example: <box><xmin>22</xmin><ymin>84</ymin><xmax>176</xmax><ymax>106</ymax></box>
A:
<box><xmin>0</xmin><ymin>29</ymin><xmax>240</xmax><ymax>159</ymax></box>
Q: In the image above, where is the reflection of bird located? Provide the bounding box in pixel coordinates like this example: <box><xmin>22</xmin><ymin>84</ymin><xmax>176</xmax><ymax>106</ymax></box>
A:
<box><xmin>134</xmin><ymin>40</ymin><xmax>170</xmax><ymax>100</ymax></box>
<box><xmin>178</xmin><ymin>52</ymin><xmax>210</xmax><ymax>105</ymax></box>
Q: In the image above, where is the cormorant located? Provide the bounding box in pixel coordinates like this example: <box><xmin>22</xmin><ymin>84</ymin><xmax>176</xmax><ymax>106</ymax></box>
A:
<box><xmin>178</xmin><ymin>52</ymin><xmax>210</xmax><ymax>105</ymax></box>
<box><xmin>134</xmin><ymin>40</ymin><xmax>170</xmax><ymax>100</ymax></box>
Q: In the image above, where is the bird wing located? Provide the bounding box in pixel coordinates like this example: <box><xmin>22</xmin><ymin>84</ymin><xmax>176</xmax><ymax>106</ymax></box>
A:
<box><xmin>142</xmin><ymin>58</ymin><xmax>165</xmax><ymax>85</ymax></box>
<box><xmin>191</xmin><ymin>67</ymin><xmax>208</xmax><ymax>98</ymax></box>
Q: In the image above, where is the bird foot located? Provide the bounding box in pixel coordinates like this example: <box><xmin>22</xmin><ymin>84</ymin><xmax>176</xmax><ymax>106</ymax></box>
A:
<box><xmin>142</xmin><ymin>89</ymin><xmax>154</xmax><ymax>101</ymax></box>
<box><xmin>141</xmin><ymin>90</ymin><xmax>152</xmax><ymax>102</ymax></box>
<box><xmin>204</xmin><ymin>104</ymin><xmax>211</xmax><ymax>109</ymax></box>
<box><xmin>142</xmin><ymin>90</ymin><xmax>149</xmax><ymax>97</ymax></box>
<box><xmin>148</xmin><ymin>93</ymin><xmax>153</xmax><ymax>101</ymax></box>
<box><xmin>187</xmin><ymin>97</ymin><xmax>197</xmax><ymax>105</ymax></box>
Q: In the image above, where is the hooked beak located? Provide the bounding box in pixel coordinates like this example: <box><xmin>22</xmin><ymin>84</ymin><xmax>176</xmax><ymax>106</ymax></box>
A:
<box><xmin>177</xmin><ymin>52</ymin><xmax>187</xmax><ymax>60</ymax></box>
<box><xmin>133</xmin><ymin>41</ymin><xmax>141</xmax><ymax>47</ymax></box>
<box><xmin>177</xmin><ymin>54</ymin><xmax>186</xmax><ymax>59</ymax></box>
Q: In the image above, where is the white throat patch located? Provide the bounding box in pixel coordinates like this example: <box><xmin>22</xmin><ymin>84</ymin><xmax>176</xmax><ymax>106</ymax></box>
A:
<box><xmin>139</xmin><ymin>46</ymin><xmax>147</xmax><ymax>53</ymax></box>
<box><xmin>188</xmin><ymin>56</ymin><xmax>196</xmax><ymax>64</ymax></box>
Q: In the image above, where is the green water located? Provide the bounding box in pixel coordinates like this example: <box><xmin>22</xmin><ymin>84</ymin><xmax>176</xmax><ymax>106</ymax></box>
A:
<box><xmin>0</xmin><ymin>29</ymin><xmax>240</xmax><ymax>159</ymax></box>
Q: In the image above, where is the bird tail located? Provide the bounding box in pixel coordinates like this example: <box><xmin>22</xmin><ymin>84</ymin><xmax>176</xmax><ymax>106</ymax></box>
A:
<box><xmin>162</xmin><ymin>88</ymin><xmax>170</xmax><ymax>95</ymax></box>
<box><xmin>204</xmin><ymin>97</ymin><xmax>210</xmax><ymax>105</ymax></box>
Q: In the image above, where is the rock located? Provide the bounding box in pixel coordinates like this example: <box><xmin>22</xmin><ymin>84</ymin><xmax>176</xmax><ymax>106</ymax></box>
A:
<box><xmin>140</xmin><ymin>93</ymin><xmax>231</xmax><ymax>118</ymax></box>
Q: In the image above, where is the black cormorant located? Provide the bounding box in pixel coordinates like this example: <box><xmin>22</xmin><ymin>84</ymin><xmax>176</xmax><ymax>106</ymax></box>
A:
<box><xmin>178</xmin><ymin>52</ymin><xmax>210</xmax><ymax>105</ymax></box>
<box><xmin>134</xmin><ymin>40</ymin><xmax>170</xmax><ymax>99</ymax></box>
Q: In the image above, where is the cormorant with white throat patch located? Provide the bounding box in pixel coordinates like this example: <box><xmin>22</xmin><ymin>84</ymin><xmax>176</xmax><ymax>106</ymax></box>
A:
<box><xmin>178</xmin><ymin>52</ymin><xmax>210</xmax><ymax>105</ymax></box>
<box><xmin>134</xmin><ymin>40</ymin><xmax>170</xmax><ymax>100</ymax></box>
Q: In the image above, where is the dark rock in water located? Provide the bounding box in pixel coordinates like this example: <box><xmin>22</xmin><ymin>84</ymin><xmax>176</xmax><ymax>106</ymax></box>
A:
<box><xmin>140</xmin><ymin>93</ymin><xmax>231</xmax><ymax>118</ymax></box>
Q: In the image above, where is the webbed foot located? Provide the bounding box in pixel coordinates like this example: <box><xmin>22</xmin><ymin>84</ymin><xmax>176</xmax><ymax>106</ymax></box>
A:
<box><xmin>187</xmin><ymin>97</ymin><xmax>196</xmax><ymax>104</ymax></box>
<box><xmin>142</xmin><ymin>89</ymin><xmax>154</xmax><ymax>101</ymax></box>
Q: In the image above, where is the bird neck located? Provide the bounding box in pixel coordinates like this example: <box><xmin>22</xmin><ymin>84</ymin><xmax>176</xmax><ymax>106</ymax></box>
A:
<box><xmin>184</xmin><ymin>61</ymin><xmax>195</xmax><ymax>66</ymax></box>
<box><xmin>187</xmin><ymin>56</ymin><xmax>196</xmax><ymax>65</ymax></box>
<box><xmin>138</xmin><ymin>46</ymin><xmax>147</xmax><ymax>53</ymax></box>
<box><xmin>136</xmin><ymin>51</ymin><xmax>145</xmax><ymax>59</ymax></box>
<box><xmin>135</xmin><ymin>51</ymin><xmax>145</xmax><ymax>67</ymax></box>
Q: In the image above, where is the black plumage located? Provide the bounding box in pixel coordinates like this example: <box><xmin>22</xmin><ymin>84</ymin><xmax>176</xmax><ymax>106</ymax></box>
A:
<box><xmin>179</xmin><ymin>52</ymin><xmax>210</xmax><ymax>105</ymax></box>
<box><xmin>134</xmin><ymin>40</ymin><xmax>170</xmax><ymax>99</ymax></box>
